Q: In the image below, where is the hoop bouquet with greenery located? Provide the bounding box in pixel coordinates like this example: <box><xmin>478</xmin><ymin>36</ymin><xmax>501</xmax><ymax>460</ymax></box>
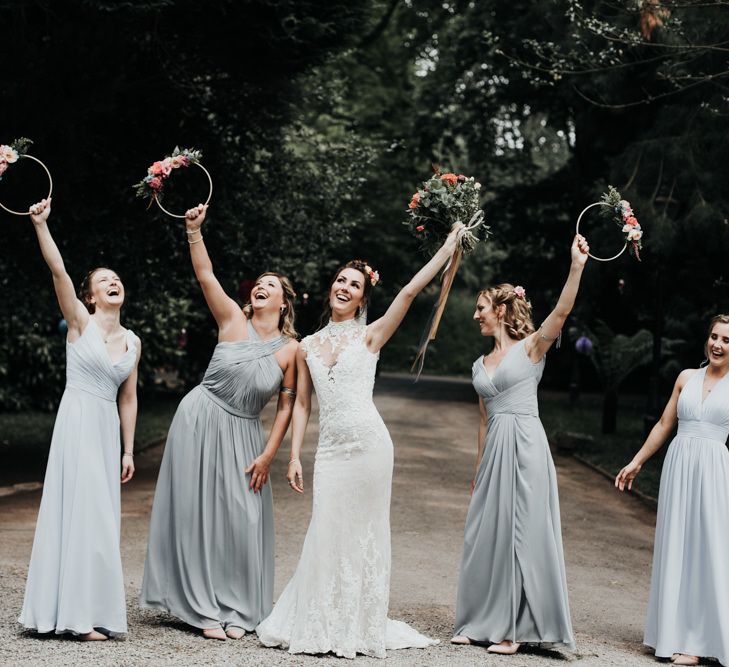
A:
<box><xmin>405</xmin><ymin>167</ymin><xmax>490</xmax><ymax>374</ymax></box>
<box><xmin>0</xmin><ymin>138</ymin><xmax>55</xmax><ymax>216</ymax></box>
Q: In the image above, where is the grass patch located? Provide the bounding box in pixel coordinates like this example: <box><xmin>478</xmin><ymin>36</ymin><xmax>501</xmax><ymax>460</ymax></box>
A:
<box><xmin>0</xmin><ymin>392</ymin><xmax>181</xmax><ymax>486</ymax></box>
<box><xmin>539</xmin><ymin>390</ymin><xmax>664</xmax><ymax>499</ymax></box>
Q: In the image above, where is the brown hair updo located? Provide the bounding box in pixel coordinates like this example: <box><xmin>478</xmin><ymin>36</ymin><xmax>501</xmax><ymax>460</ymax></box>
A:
<box><xmin>242</xmin><ymin>272</ymin><xmax>298</xmax><ymax>339</ymax></box>
<box><xmin>78</xmin><ymin>267</ymin><xmax>118</xmax><ymax>314</ymax></box>
<box><xmin>319</xmin><ymin>259</ymin><xmax>376</xmax><ymax>327</ymax></box>
<box><xmin>479</xmin><ymin>282</ymin><xmax>535</xmax><ymax>340</ymax></box>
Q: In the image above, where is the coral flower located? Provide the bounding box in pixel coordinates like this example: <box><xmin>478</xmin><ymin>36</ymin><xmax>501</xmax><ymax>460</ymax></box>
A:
<box><xmin>416</xmin><ymin>225</ymin><xmax>425</xmax><ymax>232</ymax></box>
<box><xmin>440</xmin><ymin>173</ymin><xmax>458</xmax><ymax>186</ymax></box>
<box><xmin>408</xmin><ymin>192</ymin><xmax>420</xmax><ymax>209</ymax></box>
<box><xmin>625</xmin><ymin>216</ymin><xmax>639</xmax><ymax>227</ymax></box>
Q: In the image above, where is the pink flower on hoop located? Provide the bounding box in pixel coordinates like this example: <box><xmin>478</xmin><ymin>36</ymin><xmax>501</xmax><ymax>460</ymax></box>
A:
<box><xmin>513</xmin><ymin>285</ymin><xmax>526</xmax><ymax>299</ymax></box>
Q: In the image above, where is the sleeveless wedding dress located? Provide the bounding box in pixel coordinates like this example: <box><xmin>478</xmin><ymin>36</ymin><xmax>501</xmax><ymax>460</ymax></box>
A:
<box><xmin>256</xmin><ymin>318</ymin><xmax>438</xmax><ymax>658</ymax></box>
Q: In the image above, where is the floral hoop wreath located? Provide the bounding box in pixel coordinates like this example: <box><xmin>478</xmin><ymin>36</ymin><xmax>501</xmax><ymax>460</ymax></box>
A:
<box><xmin>0</xmin><ymin>139</ymin><xmax>53</xmax><ymax>217</ymax></box>
<box><xmin>576</xmin><ymin>186</ymin><xmax>643</xmax><ymax>262</ymax></box>
<box><xmin>134</xmin><ymin>147</ymin><xmax>212</xmax><ymax>219</ymax></box>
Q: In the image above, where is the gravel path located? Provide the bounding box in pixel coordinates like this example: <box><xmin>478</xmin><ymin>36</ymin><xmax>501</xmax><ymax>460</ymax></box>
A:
<box><xmin>0</xmin><ymin>376</ymin><xmax>660</xmax><ymax>666</ymax></box>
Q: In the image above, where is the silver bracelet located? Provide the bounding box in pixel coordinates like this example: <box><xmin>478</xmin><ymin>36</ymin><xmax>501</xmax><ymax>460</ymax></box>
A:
<box><xmin>122</xmin><ymin>452</ymin><xmax>134</xmax><ymax>457</ymax></box>
<box><xmin>289</xmin><ymin>457</ymin><xmax>300</xmax><ymax>465</ymax></box>
<box><xmin>280</xmin><ymin>386</ymin><xmax>297</xmax><ymax>397</ymax></box>
<box><xmin>185</xmin><ymin>228</ymin><xmax>202</xmax><ymax>235</ymax></box>
<box><xmin>188</xmin><ymin>235</ymin><xmax>203</xmax><ymax>245</ymax></box>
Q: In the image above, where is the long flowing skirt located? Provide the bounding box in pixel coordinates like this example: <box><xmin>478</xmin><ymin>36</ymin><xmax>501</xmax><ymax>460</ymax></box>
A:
<box><xmin>644</xmin><ymin>435</ymin><xmax>729</xmax><ymax>663</ymax></box>
<box><xmin>18</xmin><ymin>388</ymin><xmax>127</xmax><ymax>635</ymax></box>
<box><xmin>257</xmin><ymin>437</ymin><xmax>437</xmax><ymax>659</ymax></box>
<box><xmin>140</xmin><ymin>385</ymin><xmax>274</xmax><ymax>630</ymax></box>
<box><xmin>454</xmin><ymin>414</ymin><xmax>574</xmax><ymax>648</ymax></box>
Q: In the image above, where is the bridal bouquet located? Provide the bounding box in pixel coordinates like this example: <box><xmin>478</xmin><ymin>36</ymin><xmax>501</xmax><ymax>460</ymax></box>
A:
<box><xmin>406</xmin><ymin>167</ymin><xmax>490</xmax><ymax>375</ymax></box>
<box><xmin>405</xmin><ymin>168</ymin><xmax>490</xmax><ymax>254</ymax></box>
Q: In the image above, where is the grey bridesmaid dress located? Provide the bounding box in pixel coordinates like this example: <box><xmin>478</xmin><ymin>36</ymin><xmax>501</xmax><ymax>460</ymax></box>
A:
<box><xmin>644</xmin><ymin>367</ymin><xmax>729</xmax><ymax>663</ymax></box>
<box><xmin>18</xmin><ymin>318</ymin><xmax>138</xmax><ymax>636</ymax></box>
<box><xmin>454</xmin><ymin>338</ymin><xmax>575</xmax><ymax>649</ymax></box>
<box><xmin>140</xmin><ymin>319</ymin><xmax>285</xmax><ymax>631</ymax></box>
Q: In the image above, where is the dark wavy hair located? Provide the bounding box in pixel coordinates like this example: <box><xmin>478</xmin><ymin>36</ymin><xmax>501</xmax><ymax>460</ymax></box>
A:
<box><xmin>319</xmin><ymin>259</ymin><xmax>375</xmax><ymax>328</ymax></box>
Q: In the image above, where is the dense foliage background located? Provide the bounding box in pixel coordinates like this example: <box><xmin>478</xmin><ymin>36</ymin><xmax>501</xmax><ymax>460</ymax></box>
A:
<box><xmin>1</xmin><ymin>0</ymin><xmax>727</xmax><ymax>420</ymax></box>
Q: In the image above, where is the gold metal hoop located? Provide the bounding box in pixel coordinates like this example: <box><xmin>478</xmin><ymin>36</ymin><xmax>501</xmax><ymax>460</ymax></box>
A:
<box><xmin>153</xmin><ymin>162</ymin><xmax>213</xmax><ymax>219</ymax></box>
<box><xmin>575</xmin><ymin>202</ymin><xmax>627</xmax><ymax>262</ymax></box>
<box><xmin>0</xmin><ymin>155</ymin><xmax>54</xmax><ymax>216</ymax></box>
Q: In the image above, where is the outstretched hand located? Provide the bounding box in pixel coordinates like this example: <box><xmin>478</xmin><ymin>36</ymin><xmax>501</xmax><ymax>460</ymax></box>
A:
<box><xmin>185</xmin><ymin>203</ymin><xmax>208</xmax><ymax>231</ymax></box>
<box><xmin>29</xmin><ymin>198</ymin><xmax>51</xmax><ymax>225</ymax></box>
<box><xmin>615</xmin><ymin>460</ymin><xmax>641</xmax><ymax>492</ymax></box>
<box><xmin>443</xmin><ymin>222</ymin><xmax>466</xmax><ymax>255</ymax></box>
<box><xmin>571</xmin><ymin>234</ymin><xmax>590</xmax><ymax>267</ymax></box>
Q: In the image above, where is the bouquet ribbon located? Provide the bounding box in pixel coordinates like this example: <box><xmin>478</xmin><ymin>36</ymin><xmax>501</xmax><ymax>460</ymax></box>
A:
<box><xmin>411</xmin><ymin>211</ymin><xmax>485</xmax><ymax>377</ymax></box>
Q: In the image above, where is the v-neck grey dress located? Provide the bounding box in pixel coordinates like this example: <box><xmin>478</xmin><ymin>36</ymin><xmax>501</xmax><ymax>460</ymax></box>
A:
<box><xmin>454</xmin><ymin>338</ymin><xmax>575</xmax><ymax>649</ymax></box>
<box><xmin>644</xmin><ymin>367</ymin><xmax>729</xmax><ymax>663</ymax></box>
<box><xmin>18</xmin><ymin>318</ymin><xmax>138</xmax><ymax>636</ymax></box>
<box><xmin>141</xmin><ymin>319</ymin><xmax>285</xmax><ymax>631</ymax></box>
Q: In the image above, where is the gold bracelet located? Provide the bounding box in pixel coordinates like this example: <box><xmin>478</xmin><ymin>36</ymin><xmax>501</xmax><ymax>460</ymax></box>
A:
<box><xmin>188</xmin><ymin>235</ymin><xmax>203</xmax><ymax>245</ymax></box>
<box><xmin>185</xmin><ymin>228</ymin><xmax>202</xmax><ymax>235</ymax></box>
<box><xmin>122</xmin><ymin>452</ymin><xmax>134</xmax><ymax>457</ymax></box>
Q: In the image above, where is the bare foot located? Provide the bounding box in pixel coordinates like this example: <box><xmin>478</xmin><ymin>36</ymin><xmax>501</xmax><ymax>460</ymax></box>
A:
<box><xmin>451</xmin><ymin>635</ymin><xmax>471</xmax><ymax>645</ymax></box>
<box><xmin>79</xmin><ymin>630</ymin><xmax>108</xmax><ymax>641</ymax></box>
<box><xmin>672</xmin><ymin>655</ymin><xmax>699</xmax><ymax>666</ymax></box>
<box><xmin>202</xmin><ymin>627</ymin><xmax>226</xmax><ymax>640</ymax></box>
<box><xmin>225</xmin><ymin>626</ymin><xmax>245</xmax><ymax>640</ymax></box>
<box><xmin>487</xmin><ymin>640</ymin><xmax>521</xmax><ymax>654</ymax></box>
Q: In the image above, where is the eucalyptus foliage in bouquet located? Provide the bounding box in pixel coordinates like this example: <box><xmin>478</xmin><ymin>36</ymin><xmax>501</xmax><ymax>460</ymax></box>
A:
<box><xmin>405</xmin><ymin>167</ymin><xmax>490</xmax><ymax>254</ymax></box>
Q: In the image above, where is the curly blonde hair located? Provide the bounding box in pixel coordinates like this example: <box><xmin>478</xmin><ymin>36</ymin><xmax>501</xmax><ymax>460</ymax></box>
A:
<box><xmin>479</xmin><ymin>283</ymin><xmax>535</xmax><ymax>340</ymax></box>
<box><xmin>242</xmin><ymin>272</ymin><xmax>298</xmax><ymax>339</ymax></box>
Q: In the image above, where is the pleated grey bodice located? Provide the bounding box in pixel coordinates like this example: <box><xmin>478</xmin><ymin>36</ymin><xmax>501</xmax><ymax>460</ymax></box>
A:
<box><xmin>472</xmin><ymin>338</ymin><xmax>543</xmax><ymax>417</ymax></box>
<box><xmin>200</xmin><ymin>320</ymin><xmax>285</xmax><ymax>417</ymax></box>
<box><xmin>66</xmin><ymin>318</ymin><xmax>137</xmax><ymax>401</ymax></box>
<box><xmin>675</xmin><ymin>367</ymin><xmax>729</xmax><ymax>442</ymax></box>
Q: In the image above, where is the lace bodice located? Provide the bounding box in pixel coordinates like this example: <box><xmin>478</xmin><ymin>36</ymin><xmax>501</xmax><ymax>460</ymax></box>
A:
<box><xmin>301</xmin><ymin>319</ymin><xmax>387</xmax><ymax>460</ymax></box>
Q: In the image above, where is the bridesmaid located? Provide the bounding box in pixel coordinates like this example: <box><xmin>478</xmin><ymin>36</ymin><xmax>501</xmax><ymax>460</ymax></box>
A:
<box><xmin>18</xmin><ymin>198</ymin><xmax>141</xmax><ymax>640</ymax></box>
<box><xmin>616</xmin><ymin>314</ymin><xmax>729</xmax><ymax>667</ymax></box>
<box><xmin>140</xmin><ymin>204</ymin><xmax>299</xmax><ymax>640</ymax></box>
<box><xmin>452</xmin><ymin>234</ymin><xmax>589</xmax><ymax>654</ymax></box>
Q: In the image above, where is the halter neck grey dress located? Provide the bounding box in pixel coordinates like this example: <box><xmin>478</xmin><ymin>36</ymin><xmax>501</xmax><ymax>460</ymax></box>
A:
<box><xmin>454</xmin><ymin>338</ymin><xmax>575</xmax><ymax>649</ymax></box>
<box><xmin>140</xmin><ymin>319</ymin><xmax>285</xmax><ymax>631</ymax></box>
<box><xmin>18</xmin><ymin>318</ymin><xmax>138</xmax><ymax>636</ymax></box>
<box><xmin>644</xmin><ymin>367</ymin><xmax>729</xmax><ymax>663</ymax></box>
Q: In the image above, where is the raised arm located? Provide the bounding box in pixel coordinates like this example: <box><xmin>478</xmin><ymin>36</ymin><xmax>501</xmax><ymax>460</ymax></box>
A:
<box><xmin>184</xmin><ymin>204</ymin><xmax>241</xmax><ymax>333</ymax></box>
<box><xmin>615</xmin><ymin>369</ymin><xmax>688</xmax><ymax>491</ymax></box>
<box><xmin>366</xmin><ymin>224</ymin><xmax>464</xmax><ymax>352</ymax></box>
<box><xmin>525</xmin><ymin>234</ymin><xmax>589</xmax><ymax>363</ymax></box>
<box><xmin>245</xmin><ymin>340</ymin><xmax>300</xmax><ymax>493</ymax></box>
<box><xmin>286</xmin><ymin>345</ymin><xmax>313</xmax><ymax>493</ymax></box>
<box><xmin>118</xmin><ymin>337</ymin><xmax>142</xmax><ymax>483</ymax></box>
<box><xmin>29</xmin><ymin>199</ymin><xmax>88</xmax><ymax>337</ymax></box>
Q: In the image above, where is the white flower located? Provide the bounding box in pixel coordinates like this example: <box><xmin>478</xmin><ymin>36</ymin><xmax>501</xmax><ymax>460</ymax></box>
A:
<box><xmin>622</xmin><ymin>224</ymin><xmax>632</xmax><ymax>233</ymax></box>
<box><xmin>627</xmin><ymin>228</ymin><xmax>643</xmax><ymax>241</ymax></box>
<box><xmin>474</xmin><ymin>182</ymin><xmax>482</xmax><ymax>190</ymax></box>
<box><xmin>0</xmin><ymin>145</ymin><xmax>19</xmax><ymax>163</ymax></box>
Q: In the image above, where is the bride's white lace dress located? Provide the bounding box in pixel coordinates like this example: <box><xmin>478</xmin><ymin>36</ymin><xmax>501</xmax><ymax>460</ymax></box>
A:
<box><xmin>256</xmin><ymin>318</ymin><xmax>438</xmax><ymax>658</ymax></box>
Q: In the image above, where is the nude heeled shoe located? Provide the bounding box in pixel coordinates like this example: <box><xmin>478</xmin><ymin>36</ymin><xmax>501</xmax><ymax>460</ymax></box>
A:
<box><xmin>671</xmin><ymin>655</ymin><xmax>699</xmax><ymax>666</ymax></box>
<box><xmin>202</xmin><ymin>627</ymin><xmax>227</xmax><ymax>640</ymax></box>
<box><xmin>450</xmin><ymin>635</ymin><xmax>471</xmax><ymax>645</ymax></box>
<box><xmin>487</xmin><ymin>640</ymin><xmax>522</xmax><ymax>654</ymax></box>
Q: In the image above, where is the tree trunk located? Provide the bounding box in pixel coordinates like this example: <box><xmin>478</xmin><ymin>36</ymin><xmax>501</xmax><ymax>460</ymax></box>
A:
<box><xmin>602</xmin><ymin>387</ymin><xmax>618</xmax><ymax>434</ymax></box>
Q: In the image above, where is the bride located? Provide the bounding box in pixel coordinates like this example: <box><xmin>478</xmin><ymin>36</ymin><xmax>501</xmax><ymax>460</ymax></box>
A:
<box><xmin>256</xmin><ymin>226</ymin><xmax>462</xmax><ymax>658</ymax></box>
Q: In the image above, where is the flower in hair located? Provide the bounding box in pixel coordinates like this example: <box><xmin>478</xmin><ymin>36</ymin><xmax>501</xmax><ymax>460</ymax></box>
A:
<box><xmin>513</xmin><ymin>285</ymin><xmax>526</xmax><ymax>299</ymax></box>
<box><xmin>364</xmin><ymin>264</ymin><xmax>380</xmax><ymax>287</ymax></box>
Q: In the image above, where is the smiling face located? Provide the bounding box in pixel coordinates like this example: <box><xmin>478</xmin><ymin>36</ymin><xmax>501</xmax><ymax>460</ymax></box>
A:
<box><xmin>473</xmin><ymin>294</ymin><xmax>503</xmax><ymax>338</ymax></box>
<box><xmin>329</xmin><ymin>267</ymin><xmax>367</xmax><ymax>320</ymax></box>
<box><xmin>81</xmin><ymin>268</ymin><xmax>124</xmax><ymax>313</ymax></box>
<box><xmin>706</xmin><ymin>321</ymin><xmax>729</xmax><ymax>370</ymax></box>
<box><xmin>250</xmin><ymin>273</ymin><xmax>286</xmax><ymax>314</ymax></box>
